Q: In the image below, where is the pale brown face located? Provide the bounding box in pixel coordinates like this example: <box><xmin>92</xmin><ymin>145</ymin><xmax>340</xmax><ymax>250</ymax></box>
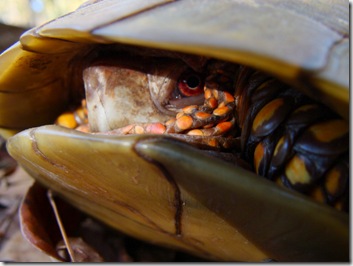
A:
<box><xmin>78</xmin><ymin>52</ymin><xmax>239</xmax><ymax>150</ymax></box>
<box><xmin>84</xmin><ymin>56</ymin><xmax>190</xmax><ymax>132</ymax></box>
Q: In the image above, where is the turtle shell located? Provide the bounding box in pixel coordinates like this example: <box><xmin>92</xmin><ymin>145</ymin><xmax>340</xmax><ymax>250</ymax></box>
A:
<box><xmin>0</xmin><ymin>0</ymin><xmax>349</xmax><ymax>262</ymax></box>
<box><xmin>0</xmin><ymin>0</ymin><xmax>348</xmax><ymax>136</ymax></box>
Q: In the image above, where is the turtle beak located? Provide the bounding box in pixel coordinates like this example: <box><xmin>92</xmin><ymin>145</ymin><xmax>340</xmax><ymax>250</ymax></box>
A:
<box><xmin>7</xmin><ymin>125</ymin><xmax>349</xmax><ymax>262</ymax></box>
<box><xmin>83</xmin><ymin>58</ymin><xmax>185</xmax><ymax>133</ymax></box>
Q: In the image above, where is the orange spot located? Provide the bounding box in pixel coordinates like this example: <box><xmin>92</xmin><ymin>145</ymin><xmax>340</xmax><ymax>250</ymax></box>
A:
<box><xmin>207</xmin><ymin>98</ymin><xmax>218</xmax><ymax>109</ymax></box>
<box><xmin>223</xmin><ymin>92</ymin><xmax>235</xmax><ymax>103</ymax></box>
<box><xmin>216</xmin><ymin>121</ymin><xmax>232</xmax><ymax>134</ymax></box>
<box><xmin>252</xmin><ymin>98</ymin><xmax>284</xmax><ymax>132</ymax></box>
<box><xmin>176</xmin><ymin>115</ymin><xmax>193</xmax><ymax>130</ymax></box>
<box><xmin>203</xmin><ymin>123</ymin><xmax>214</xmax><ymax>129</ymax></box>
<box><xmin>254</xmin><ymin>143</ymin><xmax>265</xmax><ymax>174</ymax></box>
<box><xmin>182</xmin><ymin>105</ymin><xmax>198</xmax><ymax>114</ymax></box>
<box><xmin>293</xmin><ymin>104</ymin><xmax>317</xmax><ymax>114</ymax></box>
<box><xmin>187</xmin><ymin>129</ymin><xmax>203</xmax><ymax>136</ymax></box>
<box><xmin>285</xmin><ymin>155</ymin><xmax>311</xmax><ymax>185</ymax></box>
<box><xmin>207</xmin><ymin>138</ymin><xmax>217</xmax><ymax>147</ymax></box>
<box><xmin>56</xmin><ymin>112</ymin><xmax>77</xmax><ymax>129</ymax></box>
<box><xmin>204</xmin><ymin>89</ymin><xmax>212</xmax><ymax>99</ymax></box>
<box><xmin>324</xmin><ymin>167</ymin><xmax>341</xmax><ymax>196</ymax></box>
<box><xmin>213</xmin><ymin>106</ymin><xmax>229</xmax><ymax>116</ymax></box>
<box><xmin>218</xmin><ymin>102</ymin><xmax>226</xmax><ymax>108</ymax></box>
<box><xmin>309</xmin><ymin>119</ymin><xmax>348</xmax><ymax>143</ymax></box>
<box><xmin>146</xmin><ymin>123</ymin><xmax>166</xmax><ymax>134</ymax></box>
<box><xmin>195</xmin><ymin>112</ymin><xmax>211</xmax><ymax>120</ymax></box>
<box><xmin>212</xmin><ymin>89</ymin><xmax>219</xmax><ymax>99</ymax></box>
<box><xmin>134</xmin><ymin>125</ymin><xmax>145</xmax><ymax>134</ymax></box>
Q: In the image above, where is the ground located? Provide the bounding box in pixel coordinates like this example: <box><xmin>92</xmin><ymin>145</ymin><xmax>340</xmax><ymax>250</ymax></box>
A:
<box><xmin>0</xmin><ymin>167</ymin><xmax>52</xmax><ymax>262</ymax></box>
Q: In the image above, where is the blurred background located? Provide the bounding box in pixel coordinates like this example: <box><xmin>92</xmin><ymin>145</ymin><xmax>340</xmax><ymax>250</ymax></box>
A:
<box><xmin>0</xmin><ymin>0</ymin><xmax>86</xmax><ymax>27</ymax></box>
<box><xmin>0</xmin><ymin>0</ymin><xmax>86</xmax><ymax>52</ymax></box>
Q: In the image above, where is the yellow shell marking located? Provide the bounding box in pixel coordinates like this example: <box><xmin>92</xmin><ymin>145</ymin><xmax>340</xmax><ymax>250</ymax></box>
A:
<box><xmin>254</xmin><ymin>142</ymin><xmax>265</xmax><ymax>174</ymax></box>
<box><xmin>325</xmin><ymin>167</ymin><xmax>341</xmax><ymax>196</ymax></box>
<box><xmin>252</xmin><ymin>98</ymin><xmax>284</xmax><ymax>133</ymax></box>
<box><xmin>309</xmin><ymin>119</ymin><xmax>348</xmax><ymax>143</ymax></box>
<box><xmin>285</xmin><ymin>155</ymin><xmax>311</xmax><ymax>185</ymax></box>
<box><xmin>273</xmin><ymin>136</ymin><xmax>285</xmax><ymax>158</ymax></box>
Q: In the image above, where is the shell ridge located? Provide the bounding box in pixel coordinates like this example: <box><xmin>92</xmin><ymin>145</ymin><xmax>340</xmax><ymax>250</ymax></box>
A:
<box><xmin>90</xmin><ymin>0</ymin><xmax>177</xmax><ymax>33</ymax></box>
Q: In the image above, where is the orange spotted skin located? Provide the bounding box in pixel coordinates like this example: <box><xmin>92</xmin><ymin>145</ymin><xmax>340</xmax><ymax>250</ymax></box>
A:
<box><xmin>176</xmin><ymin>115</ymin><xmax>193</xmax><ymax>131</ymax></box>
<box><xmin>56</xmin><ymin>99</ymin><xmax>88</xmax><ymax>131</ymax></box>
<box><xmin>58</xmin><ymin>60</ymin><xmax>348</xmax><ymax>211</ymax></box>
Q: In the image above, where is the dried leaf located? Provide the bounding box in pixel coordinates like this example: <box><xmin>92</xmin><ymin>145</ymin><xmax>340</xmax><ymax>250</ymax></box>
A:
<box><xmin>56</xmin><ymin>237</ymin><xmax>104</xmax><ymax>262</ymax></box>
<box><xmin>19</xmin><ymin>182</ymin><xmax>208</xmax><ymax>262</ymax></box>
<box><xmin>0</xmin><ymin>231</ymin><xmax>51</xmax><ymax>262</ymax></box>
<box><xmin>20</xmin><ymin>183</ymin><xmax>86</xmax><ymax>261</ymax></box>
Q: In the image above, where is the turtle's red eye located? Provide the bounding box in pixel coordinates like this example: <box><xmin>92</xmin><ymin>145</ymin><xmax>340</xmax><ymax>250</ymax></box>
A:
<box><xmin>177</xmin><ymin>72</ymin><xmax>204</xmax><ymax>97</ymax></box>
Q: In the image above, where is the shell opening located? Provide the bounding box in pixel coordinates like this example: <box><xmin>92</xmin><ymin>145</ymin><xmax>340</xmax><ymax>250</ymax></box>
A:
<box><xmin>54</xmin><ymin>50</ymin><xmax>348</xmax><ymax>212</ymax></box>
